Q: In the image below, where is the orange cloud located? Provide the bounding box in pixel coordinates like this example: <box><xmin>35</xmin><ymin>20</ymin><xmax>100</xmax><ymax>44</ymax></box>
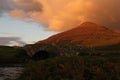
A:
<box><xmin>7</xmin><ymin>0</ymin><xmax>120</xmax><ymax>31</ymax></box>
<box><xmin>9</xmin><ymin>10</ymin><xmax>26</xmax><ymax>19</ymax></box>
<box><xmin>27</xmin><ymin>0</ymin><xmax>95</xmax><ymax>31</ymax></box>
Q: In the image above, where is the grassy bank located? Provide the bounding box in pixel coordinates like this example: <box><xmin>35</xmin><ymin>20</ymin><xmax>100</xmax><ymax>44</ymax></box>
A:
<box><xmin>18</xmin><ymin>54</ymin><xmax>120</xmax><ymax>80</ymax></box>
<box><xmin>0</xmin><ymin>46</ymin><xmax>29</xmax><ymax>66</ymax></box>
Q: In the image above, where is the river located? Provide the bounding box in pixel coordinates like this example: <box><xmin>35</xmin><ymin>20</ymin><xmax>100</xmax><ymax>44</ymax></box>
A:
<box><xmin>0</xmin><ymin>67</ymin><xmax>24</xmax><ymax>80</ymax></box>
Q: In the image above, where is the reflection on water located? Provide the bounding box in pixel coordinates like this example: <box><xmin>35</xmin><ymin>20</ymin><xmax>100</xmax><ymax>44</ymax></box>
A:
<box><xmin>0</xmin><ymin>67</ymin><xmax>23</xmax><ymax>80</ymax></box>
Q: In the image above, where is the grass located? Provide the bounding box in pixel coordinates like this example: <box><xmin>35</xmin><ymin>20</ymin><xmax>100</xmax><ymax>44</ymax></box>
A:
<box><xmin>0</xmin><ymin>46</ymin><xmax>29</xmax><ymax>65</ymax></box>
<box><xmin>18</xmin><ymin>54</ymin><xmax>120</xmax><ymax>80</ymax></box>
<box><xmin>79</xmin><ymin>43</ymin><xmax>120</xmax><ymax>56</ymax></box>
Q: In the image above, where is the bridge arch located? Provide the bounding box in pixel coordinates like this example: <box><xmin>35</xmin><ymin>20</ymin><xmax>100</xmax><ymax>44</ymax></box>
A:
<box><xmin>32</xmin><ymin>50</ymin><xmax>50</xmax><ymax>60</ymax></box>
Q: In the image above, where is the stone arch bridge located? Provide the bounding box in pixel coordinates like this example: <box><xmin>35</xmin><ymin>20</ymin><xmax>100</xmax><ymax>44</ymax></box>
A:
<box><xmin>23</xmin><ymin>44</ymin><xmax>59</xmax><ymax>57</ymax></box>
<box><xmin>23</xmin><ymin>43</ymin><xmax>84</xmax><ymax>57</ymax></box>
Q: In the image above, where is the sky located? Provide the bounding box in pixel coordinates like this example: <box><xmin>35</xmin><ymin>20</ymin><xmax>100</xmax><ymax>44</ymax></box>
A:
<box><xmin>0</xmin><ymin>14</ymin><xmax>57</xmax><ymax>46</ymax></box>
<box><xmin>0</xmin><ymin>0</ymin><xmax>120</xmax><ymax>46</ymax></box>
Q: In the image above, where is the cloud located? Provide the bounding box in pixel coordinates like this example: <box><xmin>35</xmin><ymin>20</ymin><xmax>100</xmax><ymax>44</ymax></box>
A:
<box><xmin>0</xmin><ymin>37</ymin><xmax>26</xmax><ymax>46</ymax></box>
<box><xmin>13</xmin><ymin>0</ymin><xmax>42</xmax><ymax>12</ymax></box>
<box><xmin>0</xmin><ymin>0</ymin><xmax>14</xmax><ymax>14</ymax></box>
<box><xmin>9</xmin><ymin>10</ymin><xmax>26</xmax><ymax>19</ymax></box>
<box><xmin>1</xmin><ymin>0</ymin><xmax>120</xmax><ymax>31</ymax></box>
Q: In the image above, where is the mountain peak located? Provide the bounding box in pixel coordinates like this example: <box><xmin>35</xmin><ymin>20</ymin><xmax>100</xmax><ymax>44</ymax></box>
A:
<box><xmin>78</xmin><ymin>22</ymin><xmax>104</xmax><ymax>29</ymax></box>
<box><xmin>37</xmin><ymin>22</ymin><xmax>120</xmax><ymax>47</ymax></box>
<box><xmin>80</xmin><ymin>22</ymin><xmax>97</xmax><ymax>26</ymax></box>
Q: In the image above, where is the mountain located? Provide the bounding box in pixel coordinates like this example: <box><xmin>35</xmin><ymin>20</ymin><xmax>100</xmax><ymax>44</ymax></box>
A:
<box><xmin>37</xmin><ymin>22</ymin><xmax>120</xmax><ymax>47</ymax></box>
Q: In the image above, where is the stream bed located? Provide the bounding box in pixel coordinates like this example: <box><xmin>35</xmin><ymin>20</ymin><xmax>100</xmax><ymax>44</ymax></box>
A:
<box><xmin>0</xmin><ymin>67</ymin><xmax>24</xmax><ymax>80</ymax></box>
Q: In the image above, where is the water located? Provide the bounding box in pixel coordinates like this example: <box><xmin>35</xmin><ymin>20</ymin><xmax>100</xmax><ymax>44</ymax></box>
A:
<box><xmin>0</xmin><ymin>67</ymin><xmax>24</xmax><ymax>80</ymax></box>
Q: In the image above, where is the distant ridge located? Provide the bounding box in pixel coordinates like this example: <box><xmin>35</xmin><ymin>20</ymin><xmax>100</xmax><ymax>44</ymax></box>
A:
<box><xmin>37</xmin><ymin>22</ymin><xmax>120</xmax><ymax>47</ymax></box>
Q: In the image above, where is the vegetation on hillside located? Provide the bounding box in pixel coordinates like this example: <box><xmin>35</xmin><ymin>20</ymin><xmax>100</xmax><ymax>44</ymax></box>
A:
<box><xmin>18</xmin><ymin>53</ymin><xmax>120</xmax><ymax>80</ymax></box>
<box><xmin>0</xmin><ymin>46</ymin><xmax>29</xmax><ymax>65</ymax></box>
<box><xmin>70</xmin><ymin>43</ymin><xmax>120</xmax><ymax>56</ymax></box>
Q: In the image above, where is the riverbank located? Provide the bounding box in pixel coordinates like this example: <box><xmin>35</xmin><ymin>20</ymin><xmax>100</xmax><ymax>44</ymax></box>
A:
<box><xmin>0</xmin><ymin>67</ymin><xmax>24</xmax><ymax>80</ymax></box>
<box><xmin>0</xmin><ymin>63</ymin><xmax>25</xmax><ymax>80</ymax></box>
<box><xmin>0</xmin><ymin>63</ymin><xmax>25</xmax><ymax>67</ymax></box>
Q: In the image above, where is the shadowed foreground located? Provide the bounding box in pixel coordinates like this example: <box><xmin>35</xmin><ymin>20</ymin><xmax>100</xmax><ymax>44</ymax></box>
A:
<box><xmin>18</xmin><ymin>55</ymin><xmax>120</xmax><ymax>80</ymax></box>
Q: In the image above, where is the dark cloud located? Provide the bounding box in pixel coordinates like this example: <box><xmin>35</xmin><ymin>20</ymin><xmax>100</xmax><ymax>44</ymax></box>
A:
<box><xmin>0</xmin><ymin>37</ymin><xmax>26</xmax><ymax>46</ymax></box>
<box><xmin>85</xmin><ymin>0</ymin><xmax>120</xmax><ymax>32</ymax></box>
<box><xmin>13</xmin><ymin>0</ymin><xmax>42</xmax><ymax>12</ymax></box>
<box><xmin>0</xmin><ymin>0</ymin><xmax>14</xmax><ymax>14</ymax></box>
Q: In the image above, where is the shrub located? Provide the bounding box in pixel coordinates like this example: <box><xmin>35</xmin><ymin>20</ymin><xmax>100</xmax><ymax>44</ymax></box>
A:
<box><xmin>18</xmin><ymin>56</ymin><xmax>120</xmax><ymax>80</ymax></box>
